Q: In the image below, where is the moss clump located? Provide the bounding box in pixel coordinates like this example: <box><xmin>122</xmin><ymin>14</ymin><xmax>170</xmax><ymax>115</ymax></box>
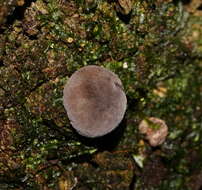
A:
<box><xmin>0</xmin><ymin>0</ymin><xmax>202</xmax><ymax>189</ymax></box>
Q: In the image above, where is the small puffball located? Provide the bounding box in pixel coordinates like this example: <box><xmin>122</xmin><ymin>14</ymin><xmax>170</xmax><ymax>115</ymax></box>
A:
<box><xmin>139</xmin><ymin>117</ymin><xmax>168</xmax><ymax>147</ymax></box>
<box><xmin>63</xmin><ymin>65</ymin><xmax>127</xmax><ymax>138</ymax></box>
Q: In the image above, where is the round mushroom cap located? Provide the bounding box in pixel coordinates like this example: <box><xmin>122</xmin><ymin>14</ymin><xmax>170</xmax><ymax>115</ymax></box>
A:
<box><xmin>139</xmin><ymin>117</ymin><xmax>168</xmax><ymax>147</ymax></box>
<box><xmin>63</xmin><ymin>65</ymin><xmax>127</xmax><ymax>138</ymax></box>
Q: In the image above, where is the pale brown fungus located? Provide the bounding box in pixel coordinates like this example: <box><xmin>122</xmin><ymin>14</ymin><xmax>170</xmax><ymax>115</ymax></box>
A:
<box><xmin>63</xmin><ymin>65</ymin><xmax>127</xmax><ymax>138</ymax></box>
<box><xmin>139</xmin><ymin>117</ymin><xmax>168</xmax><ymax>147</ymax></box>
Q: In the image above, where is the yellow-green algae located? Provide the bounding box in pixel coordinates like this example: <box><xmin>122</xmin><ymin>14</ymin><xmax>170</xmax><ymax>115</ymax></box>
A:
<box><xmin>0</xmin><ymin>0</ymin><xmax>202</xmax><ymax>189</ymax></box>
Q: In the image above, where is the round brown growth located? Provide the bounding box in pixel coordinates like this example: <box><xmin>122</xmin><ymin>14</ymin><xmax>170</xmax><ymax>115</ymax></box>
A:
<box><xmin>63</xmin><ymin>65</ymin><xmax>127</xmax><ymax>138</ymax></box>
<box><xmin>139</xmin><ymin>117</ymin><xmax>168</xmax><ymax>147</ymax></box>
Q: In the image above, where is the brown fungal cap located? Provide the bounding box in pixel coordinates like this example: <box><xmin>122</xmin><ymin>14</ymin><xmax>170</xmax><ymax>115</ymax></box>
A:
<box><xmin>63</xmin><ymin>65</ymin><xmax>127</xmax><ymax>138</ymax></box>
<box><xmin>139</xmin><ymin>117</ymin><xmax>168</xmax><ymax>147</ymax></box>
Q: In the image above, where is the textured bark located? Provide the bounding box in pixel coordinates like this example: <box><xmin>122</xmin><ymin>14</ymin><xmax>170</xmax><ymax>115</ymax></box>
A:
<box><xmin>0</xmin><ymin>0</ymin><xmax>202</xmax><ymax>189</ymax></box>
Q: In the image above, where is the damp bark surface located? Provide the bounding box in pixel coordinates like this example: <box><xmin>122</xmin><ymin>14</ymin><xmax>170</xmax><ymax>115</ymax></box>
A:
<box><xmin>0</xmin><ymin>0</ymin><xmax>202</xmax><ymax>189</ymax></box>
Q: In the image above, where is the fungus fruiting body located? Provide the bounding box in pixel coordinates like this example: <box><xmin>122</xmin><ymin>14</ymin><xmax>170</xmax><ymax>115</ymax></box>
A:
<box><xmin>116</xmin><ymin>0</ymin><xmax>132</xmax><ymax>15</ymax></box>
<box><xmin>139</xmin><ymin>117</ymin><xmax>168</xmax><ymax>147</ymax></box>
<box><xmin>63</xmin><ymin>65</ymin><xmax>127</xmax><ymax>138</ymax></box>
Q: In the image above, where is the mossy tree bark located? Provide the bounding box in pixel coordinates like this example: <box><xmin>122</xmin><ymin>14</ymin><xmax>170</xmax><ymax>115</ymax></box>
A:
<box><xmin>0</xmin><ymin>0</ymin><xmax>202</xmax><ymax>189</ymax></box>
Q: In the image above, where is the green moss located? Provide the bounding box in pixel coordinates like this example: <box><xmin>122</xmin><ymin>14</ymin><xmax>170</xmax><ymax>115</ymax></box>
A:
<box><xmin>0</xmin><ymin>0</ymin><xmax>202</xmax><ymax>189</ymax></box>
